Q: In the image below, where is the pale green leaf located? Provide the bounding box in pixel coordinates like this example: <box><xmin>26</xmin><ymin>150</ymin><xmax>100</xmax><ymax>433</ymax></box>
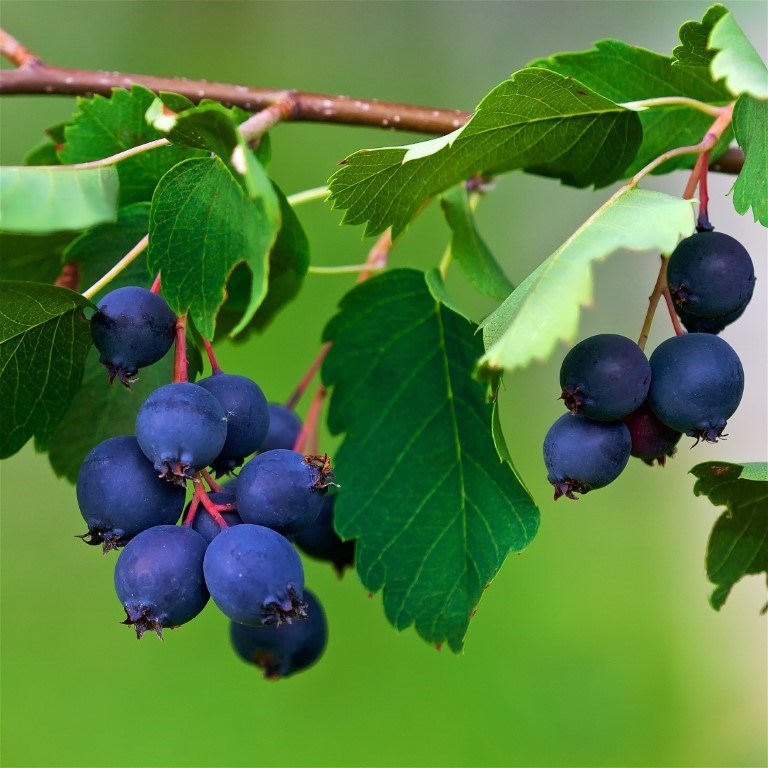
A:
<box><xmin>0</xmin><ymin>166</ymin><xmax>119</xmax><ymax>234</ymax></box>
<box><xmin>478</xmin><ymin>189</ymin><xmax>695</xmax><ymax>376</ymax></box>
<box><xmin>710</xmin><ymin>11</ymin><xmax>768</xmax><ymax>99</ymax></box>
<box><xmin>329</xmin><ymin>68</ymin><xmax>641</xmax><ymax>237</ymax></box>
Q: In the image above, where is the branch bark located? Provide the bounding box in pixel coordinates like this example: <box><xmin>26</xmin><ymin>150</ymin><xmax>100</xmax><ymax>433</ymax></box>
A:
<box><xmin>0</xmin><ymin>28</ymin><xmax>745</xmax><ymax>175</ymax></box>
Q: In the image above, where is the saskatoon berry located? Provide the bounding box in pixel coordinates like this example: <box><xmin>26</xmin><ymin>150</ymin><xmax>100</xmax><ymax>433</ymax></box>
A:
<box><xmin>293</xmin><ymin>494</ymin><xmax>355</xmax><ymax>575</ymax></box>
<box><xmin>236</xmin><ymin>450</ymin><xmax>330</xmax><ymax>535</ymax></box>
<box><xmin>667</xmin><ymin>231</ymin><xmax>755</xmax><ymax>319</ymax></box>
<box><xmin>543</xmin><ymin>413</ymin><xmax>631</xmax><ymax>500</ymax></box>
<box><xmin>187</xmin><ymin>491</ymin><xmax>241</xmax><ymax>543</ymax></box>
<box><xmin>114</xmin><ymin>525</ymin><xmax>209</xmax><ymax>638</ymax></box>
<box><xmin>230</xmin><ymin>589</ymin><xmax>327</xmax><ymax>679</ymax></box>
<box><xmin>559</xmin><ymin>334</ymin><xmax>651</xmax><ymax>421</ymax></box>
<box><xmin>260</xmin><ymin>404</ymin><xmax>302</xmax><ymax>452</ymax></box>
<box><xmin>76</xmin><ymin>435</ymin><xmax>185</xmax><ymax>551</ymax></box>
<box><xmin>677</xmin><ymin>303</ymin><xmax>746</xmax><ymax>335</ymax></box>
<box><xmin>135</xmin><ymin>382</ymin><xmax>228</xmax><ymax>480</ymax></box>
<box><xmin>196</xmin><ymin>372</ymin><xmax>270</xmax><ymax>475</ymax></box>
<box><xmin>90</xmin><ymin>286</ymin><xmax>176</xmax><ymax>386</ymax></box>
<box><xmin>203</xmin><ymin>524</ymin><xmax>307</xmax><ymax>627</ymax></box>
<box><xmin>648</xmin><ymin>334</ymin><xmax>744</xmax><ymax>442</ymax></box>
<box><xmin>623</xmin><ymin>401</ymin><xmax>682</xmax><ymax>466</ymax></box>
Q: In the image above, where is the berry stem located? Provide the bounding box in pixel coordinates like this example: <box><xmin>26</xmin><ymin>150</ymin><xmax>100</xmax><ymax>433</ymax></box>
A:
<box><xmin>202</xmin><ymin>338</ymin><xmax>223</xmax><ymax>374</ymax></box>
<box><xmin>293</xmin><ymin>384</ymin><xmax>327</xmax><ymax>455</ymax></box>
<box><xmin>172</xmin><ymin>315</ymin><xmax>189</xmax><ymax>384</ymax></box>
<box><xmin>696</xmin><ymin>150</ymin><xmax>713</xmax><ymax>231</ymax></box>
<box><xmin>182</xmin><ymin>495</ymin><xmax>200</xmax><ymax>527</ymax></box>
<box><xmin>200</xmin><ymin>468</ymin><xmax>224</xmax><ymax>493</ymax></box>
<box><xmin>286</xmin><ymin>186</ymin><xmax>329</xmax><ymax>207</ymax></box>
<box><xmin>0</xmin><ymin>28</ymin><xmax>42</xmax><ymax>67</ymax></box>
<box><xmin>81</xmin><ymin>234</ymin><xmax>149</xmax><ymax>300</ymax></box>
<box><xmin>286</xmin><ymin>342</ymin><xmax>331</xmax><ymax>410</ymax></box>
<box><xmin>149</xmin><ymin>272</ymin><xmax>162</xmax><ymax>294</ymax></box>
<box><xmin>193</xmin><ymin>477</ymin><xmax>233</xmax><ymax>529</ymax></box>
<box><xmin>662</xmin><ymin>288</ymin><xmax>686</xmax><ymax>336</ymax></box>
<box><xmin>308</xmin><ymin>263</ymin><xmax>386</xmax><ymax>275</ymax></box>
<box><xmin>638</xmin><ymin>256</ymin><xmax>672</xmax><ymax>351</ymax></box>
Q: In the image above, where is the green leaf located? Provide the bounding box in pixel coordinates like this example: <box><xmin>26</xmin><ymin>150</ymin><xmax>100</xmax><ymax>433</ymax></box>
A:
<box><xmin>0</xmin><ymin>232</ymin><xmax>75</xmax><ymax>283</ymax></box>
<box><xmin>710</xmin><ymin>10</ymin><xmax>768</xmax><ymax>100</ymax></box>
<box><xmin>731</xmin><ymin>94</ymin><xmax>767</xmax><ymax>226</ymax></box>
<box><xmin>424</xmin><ymin>268</ymin><xmax>470</xmax><ymax>321</ymax></box>
<box><xmin>322</xmin><ymin>269</ymin><xmax>539</xmax><ymax>651</ymax></box>
<box><xmin>0</xmin><ymin>166</ymin><xmax>119</xmax><ymax>234</ymax></box>
<box><xmin>47</xmin><ymin>346</ymin><xmax>173</xmax><ymax>483</ymax></box>
<box><xmin>478</xmin><ymin>188</ymin><xmax>695</xmax><ymax>376</ymax></box>
<box><xmin>24</xmin><ymin>142</ymin><xmax>62</xmax><ymax>167</ymax></box>
<box><xmin>672</xmin><ymin>4</ymin><xmax>727</xmax><ymax>67</ymax></box>
<box><xmin>64</xmin><ymin>203</ymin><xmax>152</xmax><ymax>301</ymax></box>
<box><xmin>531</xmin><ymin>39</ymin><xmax>733</xmax><ymax>176</ymax></box>
<box><xmin>440</xmin><ymin>186</ymin><xmax>514</xmax><ymax>301</ymax></box>
<box><xmin>59</xmin><ymin>86</ymin><xmax>206</xmax><ymax>205</ymax></box>
<box><xmin>0</xmin><ymin>282</ymin><xmax>93</xmax><ymax>458</ymax></box>
<box><xmin>691</xmin><ymin>461</ymin><xmax>768</xmax><ymax>610</ymax></box>
<box><xmin>328</xmin><ymin>68</ymin><xmax>641</xmax><ymax>237</ymax></box>
<box><xmin>148</xmin><ymin>157</ymin><xmax>279</xmax><ymax>339</ymax></box>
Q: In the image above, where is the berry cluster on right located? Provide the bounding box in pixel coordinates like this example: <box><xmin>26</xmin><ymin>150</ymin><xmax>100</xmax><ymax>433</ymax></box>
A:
<box><xmin>543</xmin><ymin>230</ymin><xmax>753</xmax><ymax>500</ymax></box>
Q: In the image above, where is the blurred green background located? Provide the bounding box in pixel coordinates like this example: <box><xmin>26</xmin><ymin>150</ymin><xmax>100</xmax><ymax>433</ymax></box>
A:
<box><xmin>1</xmin><ymin>2</ymin><xmax>766</xmax><ymax>767</ymax></box>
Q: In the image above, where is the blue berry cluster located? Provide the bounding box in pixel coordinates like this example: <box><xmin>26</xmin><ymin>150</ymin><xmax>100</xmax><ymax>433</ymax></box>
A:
<box><xmin>78</xmin><ymin>285</ymin><xmax>355</xmax><ymax>678</ymax></box>
<box><xmin>544</xmin><ymin>231</ymin><xmax>752</xmax><ymax>500</ymax></box>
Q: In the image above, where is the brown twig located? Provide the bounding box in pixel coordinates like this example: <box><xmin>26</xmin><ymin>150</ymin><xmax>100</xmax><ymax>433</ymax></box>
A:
<box><xmin>0</xmin><ymin>29</ymin><xmax>42</xmax><ymax>68</ymax></box>
<box><xmin>0</xmin><ymin>27</ymin><xmax>746</xmax><ymax>174</ymax></box>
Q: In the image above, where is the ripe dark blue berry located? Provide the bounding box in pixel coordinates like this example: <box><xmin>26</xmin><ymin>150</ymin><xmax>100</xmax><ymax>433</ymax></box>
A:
<box><xmin>114</xmin><ymin>525</ymin><xmax>209</xmax><ymax>638</ymax></box>
<box><xmin>293</xmin><ymin>495</ymin><xmax>355</xmax><ymax>575</ymax></box>
<box><xmin>90</xmin><ymin>286</ymin><xmax>176</xmax><ymax>386</ymax></box>
<box><xmin>648</xmin><ymin>334</ymin><xmax>744</xmax><ymax>442</ymax></box>
<box><xmin>76</xmin><ymin>435</ymin><xmax>185</xmax><ymax>551</ymax></box>
<box><xmin>677</xmin><ymin>303</ymin><xmax>746</xmax><ymax>334</ymax></box>
<box><xmin>188</xmin><ymin>491</ymin><xmax>241</xmax><ymax>543</ymax></box>
<box><xmin>543</xmin><ymin>413</ymin><xmax>631</xmax><ymax>499</ymax></box>
<box><xmin>667</xmin><ymin>231</ymin><xmax>755</xmax><ymax>320</ymax></box>
<box><xmin>260</xmin><ymin>404</ymin><xmax>302</xmax><ymax>452</ymax></box>
<box><xmin>230</xmin><ymin>589</ymin><xmax>327</xmax><ymax>679</ymax></box>
<box><xmin>559</xmin><ymin>334</ymin><xmax>651</xmax><ymax>421</ymax></box>
<box><xmin>236</xmin><ymin>450</ymin><xmax>330</xmax><ymax>535</ymax></box>
<box><xmin>203</xmin><ymin>524</ymin><xmax>306</xmax><ymax>626</ymax></box>
<box><xmin>196</xmin><ymin>372</ymin><xmax>270</xmax><ymax>475</ymax></box>
<box><xmin>623</xmin><ymin>401</ymin><xmax>682</xmax><ymax>466</ymax></box>
<box><xmin>135</xmin><ymin>382</ymin><xmax>228</xmax><ymax>480</ymax></box>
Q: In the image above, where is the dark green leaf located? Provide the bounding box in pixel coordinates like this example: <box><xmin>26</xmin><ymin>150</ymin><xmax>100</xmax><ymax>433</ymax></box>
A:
<box><xmin>0</xmin><ymin>166</ymin><xmax>119</xmax><ymax>234</ymax></box>
<box><xmin>673</xmin><ymin>4</ymin><xmax>727</xmax><ymax>67</ymax></box>
<box><xmin>691</xmin><ymin>461</ymin><xmax>768</xmax><ymax>610</ymax></box>
<box><xmin>710</xmin><ymin>10</ymin><xmax>768</xmax><ymax>99</ymax></box>
<box><xmin>0</xmin><ymin>232</ymin><xmax>75</xmax><ymax>283</ymax></box>
<box><xmin>531</xmin><ymin>39</ymin><xmax>733</xmax><ymax>176</ymax></box>
<box><xmin>732</xmin><ymin>94</ymin><xmax>767</xmax><ymax>226</ymax></box>
<box><xmin>64</xmin><ymin>203</ymin><xmax>152</xmax><ymax>301</ymax></box>
<box><xmin>0</xmin><ymin>282</ymin><xmax>93</xmax><ymax>458</ymax></box>
<box><xmin>440</xmin><ymin>186</ymin><xmax>513</xmax><ymax>301</ymax></box>
<box><xmin>47</xmin><ymin>347</ymin><xmax>173</xmax><ymax>483</ymax></box>
<box><xmin>148</xmin><ymin>157</ymin><xmax>280</xmax><ymax>339</ymax></box>
<box><xmin>478</xmin><ymin>189</ymin><xmax>695</xmax><ymax>376</ymax></box>
<box><xmin>322</xmin><ymin>269</ymin><xmax>539</xmax><ymax>651</ymax></box>
<box><xmin>24</xmin><ymin>142</ymin><xmax>61</xmax><ymax>167</ymax></box>
<box><xmin>59</xmin><ymin>85</ymin><xmax>206</xmax><ymax>205</ymax></box>
<box><xmin>329</xmin><ymin>69</ymin><xmax>641</xmax><ymax>237</ymax></box>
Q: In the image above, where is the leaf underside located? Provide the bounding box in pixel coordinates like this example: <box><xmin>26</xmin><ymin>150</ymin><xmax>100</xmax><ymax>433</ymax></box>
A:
<box><xmin>0</xmin><ymin>282</ymin><xmax>93</xmax><ymax>458</ymax></box>
<box><xmin>322</xmin><ymin>269</ymin><xmax>539</xmax><ymax>652</ymax></box>
<box><xmin>329</xmin><ymin>68</ymin><xmax>641</xmax><ymax>238</ymax></box>
<box><xmin>709</xmin><ymin>10</ymin><xmax>768</xmax><ymax>100</ymax></box>
<box><xmin>691</xmin><ymin>461</ymin><xmax>768</xmax><ymax>611</ymax></box>
<box><xmin>478</xmin><ymin>188</ymin><xmax>695</xmax><ymax>377</ymax></box>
